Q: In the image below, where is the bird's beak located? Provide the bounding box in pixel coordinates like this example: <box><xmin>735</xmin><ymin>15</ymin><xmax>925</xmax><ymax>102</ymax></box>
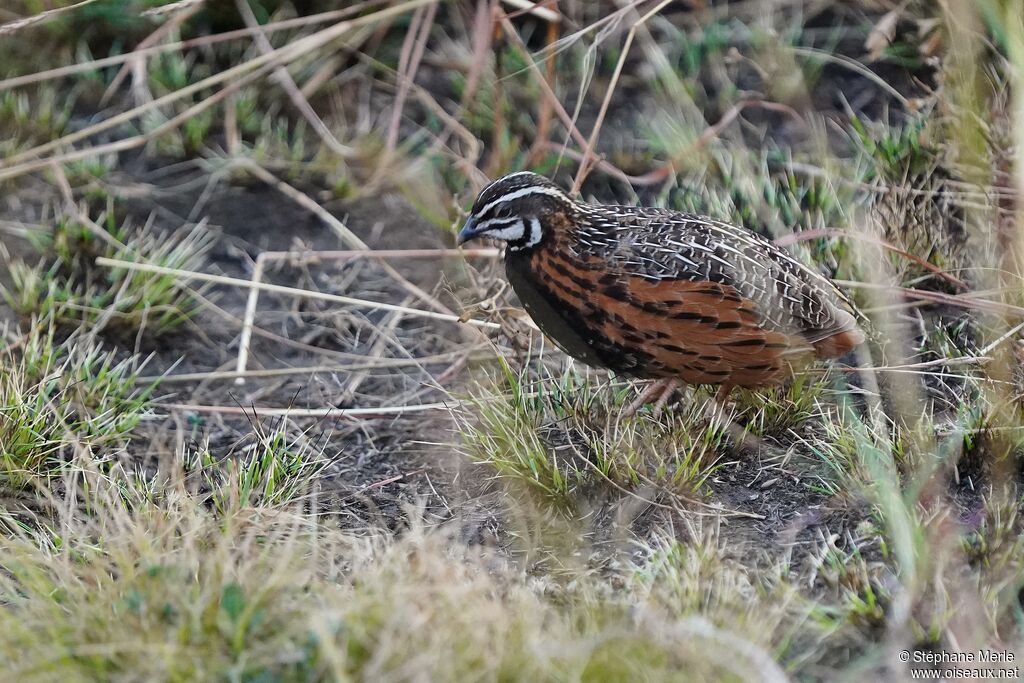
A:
<box><xmin>457</xmin><ymin>217</ymin><xmax>479</xmax><ymax>245</ymax></box>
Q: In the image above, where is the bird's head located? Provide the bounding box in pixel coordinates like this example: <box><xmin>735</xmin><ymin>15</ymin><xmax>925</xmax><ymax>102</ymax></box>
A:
<box><xmin>457</xmin><ymin>172</ymin><xmax>576</xmax><ymax>251</ymax></box>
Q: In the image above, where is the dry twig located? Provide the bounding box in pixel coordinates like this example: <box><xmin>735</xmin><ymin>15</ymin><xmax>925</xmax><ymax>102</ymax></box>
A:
<box><xmin>571</xmin><ymin>0</ymin><xmax>674</xmax><ymax>193</ymax></box>
<box><xmin>0</xmin><ymin>0</ymin><xmax>102</xmax><ymax>35</ymax></box>
<box><xmin>234</xmin><ymin>0</ymin><xmax>354</xmax><ymax>157</ymax></box>
<box><xmin>95</xmin><ymin>256</ymin><xmax>501</xmax><ymax>330</ymax></box>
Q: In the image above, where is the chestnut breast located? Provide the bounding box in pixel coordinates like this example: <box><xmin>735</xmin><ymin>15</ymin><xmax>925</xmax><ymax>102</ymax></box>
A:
<box><xmin>505</xmin><ymin>240</ymin><xmax>859</xmax><ymax>387</ymax></box>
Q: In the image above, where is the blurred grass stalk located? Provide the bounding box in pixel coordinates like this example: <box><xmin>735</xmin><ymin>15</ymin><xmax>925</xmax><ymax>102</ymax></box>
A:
<box><xmin>838</xmin><ymin>0</ymin><xmax>1024</xmax><ymax>659</ymax></box>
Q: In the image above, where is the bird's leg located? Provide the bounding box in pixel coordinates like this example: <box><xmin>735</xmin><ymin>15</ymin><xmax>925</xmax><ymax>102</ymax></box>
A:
<box><xmin>650</xmin><ymin>378</ymin><xmax>681</xmax><ymax>418</ymax></box>
<box><xmin>715</xmin><ymin>383</ymin><xmax>734</xmax><ymax>404</ymax></box>
<box><xmin>622</xmin><ymin>378</ymin><xmax>675</xmax><ymax>418</ymax></box>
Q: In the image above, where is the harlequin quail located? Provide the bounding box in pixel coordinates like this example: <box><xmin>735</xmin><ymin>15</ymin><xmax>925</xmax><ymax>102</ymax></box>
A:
<box><xmin>458</xmin><ymin>171</ymin><xmax>864</xmax><ymax>415</ymax></box>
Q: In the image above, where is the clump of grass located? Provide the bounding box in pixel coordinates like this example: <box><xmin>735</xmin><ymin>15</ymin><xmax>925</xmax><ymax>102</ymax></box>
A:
<box><xmin>0</xmin><ymin>353</ymin><xmax>67</xmax><ymax>488</ymax></box>
<box><xmin>0</xmin><ymin>322</ymin><xmax>156</xmax><ymax>486</ymax></box>
<box><xmin>961</xmin><ymin>490</ymin><xmax>1024</xmax><ymax>571</ymax></box>
<box><xmin>181</xmin><ymin>419</ymin><xmax>329</xmax><ymax>512</ymax></box>
<box><xmin>458</xmin><ymin>358</ymin><xmax>729</xmax><ymax>506</ymax></box>
<box><xmin>0</xmin><ymin>87</ymin><xmax>74</xmax><ymax>157</ymax></box>
<box><xmin>850</xmin><ymin>113</ymin><xmax>936</xmax><ymax>183</ymax></box>
<box><xmin>4</xmin><ymin>215</ymin><xmax>213</xmax><ymax>335</ymax></box>
<box><xmin>0</xmin><ymin>465</ymin><xmax>357</xmax><ymax>682</ymax></box>
<box><xmin>809</xmin><ymin>389</ymin><xmax>1003</xmax><ymax>501</ymax></box>
<box><xmin>811</xmin><ymin>523</ymin><xmax>894</xmax><ymax>635</ymax></box>
<box><xmin>731</xmin><ymin>371</ymin><xmax>831</xmax><ymax>437</ymax></box>
<box><xmin>665</xmin><ymin>148</ymin><xmax>850</xmax><ymax>236</ymax></box>
<box><xmin>59</xmin><ymin>338</ymin><xmax>158</xmax><ymax>443</ymax></box>
<box><xmin>854</xmin><ymin>114</ymin><xmax>970</xmax><ymax>289</ymax></box>
<box><xmin>629</xmin><ymin>530</ymin><xmax>815</xmax><ymax>662</ymax></box>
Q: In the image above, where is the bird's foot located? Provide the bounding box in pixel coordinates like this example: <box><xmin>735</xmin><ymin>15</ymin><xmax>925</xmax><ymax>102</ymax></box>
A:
<box><xmin>650</xmin><ymin>379</ymin><xmax>681</xmax><ymax>418</ymax></box>
<box><xmin>622</xmin><ymin>378</ymin><xmax>680</xmax><ymax>418</ymax></box>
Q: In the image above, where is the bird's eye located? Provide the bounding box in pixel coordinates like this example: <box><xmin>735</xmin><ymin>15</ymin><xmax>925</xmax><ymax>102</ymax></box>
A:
<box><xmin>497</xmin><ymin>206</ymin><xmax>513</xmax><ymax>218</ymax></box>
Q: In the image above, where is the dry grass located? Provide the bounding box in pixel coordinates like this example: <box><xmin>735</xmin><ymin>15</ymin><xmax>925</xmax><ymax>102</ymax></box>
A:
<box><xmin>0</xmin><ymin>459</ymin><xmax>800</xmax><ymax>682</ymax></box>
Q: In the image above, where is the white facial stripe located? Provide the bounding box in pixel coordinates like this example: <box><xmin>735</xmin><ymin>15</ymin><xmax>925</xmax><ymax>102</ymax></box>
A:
<box><xmin>483</xmin><ymin>220</ymin><xmax>526</xmax><ymax>243</ymax></box>
<box><xmin>525</xmin><ymin>217</ymin><xmax>542</xmax><ymax>248</ymax></box>
<box><xmin>477</xmin><ymin>185</ymin><xmax>566</xmax><ymax>218</ymax></box>
<box><xmin>475</xmin><ymin>217</ymin><xmax>520</xmax><ymax>233</ymax></box>
<box><xmin>476</xmin><ymin>217</ymin><xmax>544</xmax><ymax>251</ymax></box>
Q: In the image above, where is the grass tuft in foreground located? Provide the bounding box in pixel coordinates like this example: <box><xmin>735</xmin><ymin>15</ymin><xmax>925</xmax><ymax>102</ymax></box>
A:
<box><xmin>459</xmin><ymin>357</ymin><xmax>730</xmax><ymax>507</ymax></box>
<box><xmin>180</xmin><ymin>418</ymin><xmax>330</xmax><ymax>513</ymax></box>
<box><xmin>0</xmin><ymin>458</ymin><xmax>788</xmax><ymax>683</ymax></box>
<box><xmin>0</xmin><ymin>321</ymin><xmax>156</xmax><ymax>486</ymax></box>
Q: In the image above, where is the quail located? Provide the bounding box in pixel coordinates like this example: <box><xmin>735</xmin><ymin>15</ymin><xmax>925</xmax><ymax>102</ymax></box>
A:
<box><xmin>458</xmin><ymin>171</ymin><xmax>864</xmax><ymax>414</ymax></box>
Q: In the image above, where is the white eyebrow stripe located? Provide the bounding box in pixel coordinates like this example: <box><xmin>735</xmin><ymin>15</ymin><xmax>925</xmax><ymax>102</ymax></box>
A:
<box><xmin>489</xmin><ymin>171</ymin><xmax>537</xmax><ymax>185</ymax></box>
<box><xmin>477</xmin><ymin>185</ymin><xmax>566</xmax><ymax>217</ymax></box>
